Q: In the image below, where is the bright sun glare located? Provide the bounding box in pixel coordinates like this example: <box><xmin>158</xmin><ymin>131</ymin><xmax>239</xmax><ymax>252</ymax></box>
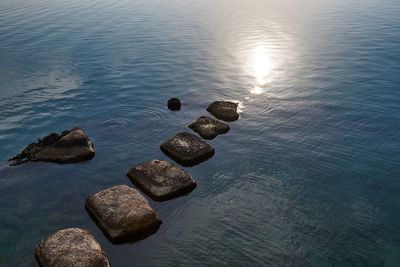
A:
<box><xmin>249</xmin><ymin>46</ymin><xmax>273</xmax><ymax>94</ymax></box>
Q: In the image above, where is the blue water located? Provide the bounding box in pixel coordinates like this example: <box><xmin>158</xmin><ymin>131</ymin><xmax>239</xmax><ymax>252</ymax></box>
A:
<box><xmin>1</xmin><ymin>0</ymin><xmax>400</xmax><ymax>266</ymax></box>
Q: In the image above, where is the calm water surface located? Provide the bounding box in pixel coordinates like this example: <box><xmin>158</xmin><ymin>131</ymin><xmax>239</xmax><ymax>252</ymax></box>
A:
<box><xmin>1</xmin><ymin>0</ymin><xmax>400</xmax><ymax>266</ymax></box>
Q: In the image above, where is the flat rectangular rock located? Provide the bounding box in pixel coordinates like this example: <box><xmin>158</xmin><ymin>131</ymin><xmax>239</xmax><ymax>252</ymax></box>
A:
<box><xmin>127</xmin><ymin>159</ymin><xmax>197</xmax><ymax>201</ymax></box>
<box><xmin>188</xmin><ymin>116</ymin><xmax>230</xmax><ymax>140</ymax></box>
<box><xmin>86</xmin><ymin>185</ymin><xmax>161</xmax><ymax>244</ymax></box>
<box><xmin>207</xmin><ymin>101</ymin><xmax>239</xmax><ymax>122</ymax></box>
<box><xmin>35</xmin><ymin>228</ymin><xmax>109</xmax><ymax>267</ymax></box>
<box><xmin>160</xmin><ymin>132</ymin><xmax>215</xmax><ymax>166</ymax></box>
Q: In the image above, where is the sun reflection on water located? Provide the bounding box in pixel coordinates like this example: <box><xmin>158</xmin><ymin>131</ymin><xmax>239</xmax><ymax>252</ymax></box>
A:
<box><xmin>247</xmin><ymin>46</ymin><xmax>275</xmax><ymax>95</ymax></box>
<box><xmin>252</xmin><ymin>46</ymin><xmax>273</xmax><ymax>85</ymax></box>
<box><xmin>250</xmin><ymin>86</ymin><xmax>263</xmax><ymax>95</ymax></box>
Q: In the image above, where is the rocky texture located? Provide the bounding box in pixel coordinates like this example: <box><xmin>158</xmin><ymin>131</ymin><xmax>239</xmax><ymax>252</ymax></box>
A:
<box><xmin>35</xmin><ymin>228</ymin><xmax>109</xmax><ymax>267</ymax></box>
<box><xmin>188</xmin><ymin>116</ymin><xmax>230</xmax><ymax>140</ymax></box>
<box><xmin>127</xmin><ymin>159</ymin><xmax>196</xmax><ymax>201</ymax></box>
<box><xmin>9</xmin><ymin>127</ymin><xmax>95</xmax><ymax>166</ymax></box>
<box><xmin>86</xmin><ymin>185</ymin><xmax>161</xmax><ymax>243</ymax></box>
<box><xmin>160</xmin><ymin>132</ymin><xmax>215</xmax><ymax>166</ymax></box>
<box><xmin>206</xmin><ymin>101</ymin><xmax>239</xmax><ymax>122</ymax></box>
<box><xmin>167</xmin><ymin>98</ymin><xmax>181</xmax><ymax>111</ymax></box>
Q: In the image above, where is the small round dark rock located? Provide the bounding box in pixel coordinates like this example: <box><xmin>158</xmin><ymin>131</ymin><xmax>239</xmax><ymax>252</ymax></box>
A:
<box><xmin>167</xmin><ymin>98</ymin><xmax>181</xmax><ymax>111</ymax></box>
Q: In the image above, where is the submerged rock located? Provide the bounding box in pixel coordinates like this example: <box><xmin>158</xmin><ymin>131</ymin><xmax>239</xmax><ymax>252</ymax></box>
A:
<box><xmin>127</xmin><ymin>159</ymin><xmax>196</xmax><ymax>201</ymax></box>
<box><xmin>188</xmin><ymin>116</ymin><xmax>230</xmax><ymax>140</ymax></box>
<box><xmin>167</xmin><ymin>98</ymin><xmax>181</xmax><ymax>111</ymax></box>
<box><xmin>9</xmin><ymin>127</ymin><xmax>95</xmax><ymax>166</ymax></box>
<box><xmin>160</xmin><ymin>132</ymin><xmax>215</xmax><ymax>166</ymax></box>
<box><xmin>206</xmin><ymin>101</ymin><xmax>239</xmax><ymax>122</ymax></box>
<box><xmin>86</xmin><ymin>185</ymin><xmax>161</xmax><ymax>243</ymax></box>
<box><xmin>35</xmin><ymin>228</ymin><xmax>109</xmax><ymax>267</ymax></box>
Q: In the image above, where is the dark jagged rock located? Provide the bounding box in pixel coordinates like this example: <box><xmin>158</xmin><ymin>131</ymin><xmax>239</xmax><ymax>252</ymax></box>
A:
<box><xmin>206</xmin><ymin>101</ymin><xmax>239</xmax><ymax>122</ymax></box>
<box><xmin>127</xmin><ymin>159</ymin><xmax>196</xmax><ymax>201</ymax></box>
<box><xmin>35</xmin><ymin>228</ymin><xmax>110</xmax><ymax>267</ymax></box>
<box><xmin>85</xmin><ymin>185</ymin><xmax>161</xmax><ymax>244</ymax></box>
<box><xmin>188</xmin><ymin>116</ymin><xmax>230</xmax><ymax>140</ymax></box>
<box><xmin>9</xmin><ymin>127</ymin><xmax>95</xmax><ymax>166</ymax></box>
<box><xmin>167</xmin><ymin>98</ymin><xmax>181</xmax><ymax>111</ymax></box>
<box><xmin>160</xmin><ymin>132</ymin><xmax>214</xmax><ymax>166</ymax></box>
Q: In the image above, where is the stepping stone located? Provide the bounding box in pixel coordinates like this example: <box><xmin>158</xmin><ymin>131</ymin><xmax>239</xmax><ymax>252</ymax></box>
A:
<box><xmin>35</xmin><ymin>228</ymin><xmax>110</xmax><ymax>267</ymax></box>
<box><xmin>127</xmin><ymin>159</ymin><xmax>197</xmax><ymax>201</ymax></box>
<box><xmin>167</xmin><ymin>98</ymin><xmax>181</xmax><ymax>111</ymax></box>
<box><xmin>207</xmin><ymin>101</ymin><xmax>239</xmax><ymax>122</ymax></box>
<box><xmin>9</xmin><ymin>127</ymin><xmax>95</xmax><ymax>166</ymax></box>
<box><xmin>160</xmin><ymin>132</ymin><xmax>215</xmax><ymax>166</ymax></box>
<box><xmin>86</xmin><ymin>185</ymin><xmax>161</xmax><ymax>244</ymax></box>
<box><xmin>188</xmin><ymin>116</ymin><xmax>230</xmax><ymax>140</ymax></box>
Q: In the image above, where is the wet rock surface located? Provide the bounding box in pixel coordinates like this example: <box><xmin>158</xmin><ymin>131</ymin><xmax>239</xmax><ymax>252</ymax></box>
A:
<box><xmin>127</xmin><ymin>159</ymin><xmax>196</xmax><ymax>201</ymax></box>
<box><xmin>86</xmin><ymin>185</ymin><xmax>161</xmax><ymax>243</ymax></box>
<box><xmin>35</xmin><ymin>228</ymin><xmax>109</xmax><ymax>267</ymax></box>
<box><xmin>167</xmin><ymin>98</ymin><xmax>181</xmax><ymax>111</ymax></box>
<box><xmin>9</xmin><ymin>127</ymin><xmax>95</xmax><ymax>165</ymax></box>
<box><xmin>160</xmin><ymin>132</ymin><xmax>215</xmax><ymax>166</ymax></box>
<box><xmin>206</xmin><ymin>101</ymin><xmax>239</xmax><ymax>122</ymax></box>
<box><xmin>189</xmin><ymin>116</ymin><xmax>230</xmax><ymax>140</ymax></box>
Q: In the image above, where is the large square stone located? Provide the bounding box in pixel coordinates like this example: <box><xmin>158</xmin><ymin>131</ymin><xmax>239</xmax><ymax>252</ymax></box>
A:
<box><xmin>35</xmin><ymin>228</ymin><xmax>109</xmax><ymax>267</ymax></box>
<box><xmin>207</xmin><ymin>101</ymin><xmax>239</xmax><ymax>122</ymax></box>
<box><xmin>127</xmin><ymin>159</ymin><xmax>196</xmax><ymax>201</ymax></box>
<box><xmin>86</xmin><ymin>185</ymin><xmax>161</xmax><ymax>243</ymax></box>
<box><xmin>188</xmin><ymin>116</ymin><xmax>230</xmax><ymax>140</ymax></box>
<box><xmin>160</xmin><ymin>132</ymin><xmax>215</xmax><ymax>166</ymax></box>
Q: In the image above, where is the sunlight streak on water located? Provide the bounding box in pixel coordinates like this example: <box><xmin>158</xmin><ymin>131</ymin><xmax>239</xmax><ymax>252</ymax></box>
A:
<box><xmin>251</xmin><ymin>46</ymin><xmax>273</xmax><ymax>86</ymax></box>
<box><xmin>248</xmin><ymin>46</ymin><xmax>274</xmax><ymax>95</ymax></box>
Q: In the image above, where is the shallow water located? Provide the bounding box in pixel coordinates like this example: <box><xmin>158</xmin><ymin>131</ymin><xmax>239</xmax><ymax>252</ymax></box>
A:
<box><xmin>1</xmin><ymin>0</ymin><xmax>400</xmax><ymax>266</ymax></box>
